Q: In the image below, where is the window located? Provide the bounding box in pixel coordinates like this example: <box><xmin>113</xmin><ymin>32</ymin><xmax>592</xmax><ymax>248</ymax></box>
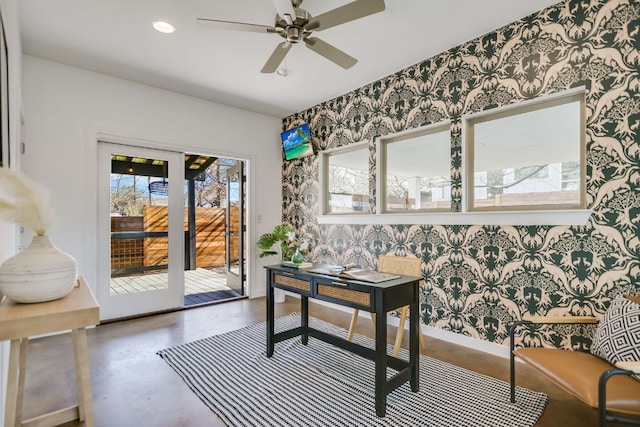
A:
<box><xmin>378</xmin><ymin>123</ymin><xmax>451</xmax><ymax>213</ymax></box>
<box><xmin>320</xmin><ymin>143</ymin><xmax>369</xmax><ymax>214</ymax></box>
<box><xmin>317</xmin><ymin>88</ymin><xmax>591</xmax><ymax>225</ymax></box>
<box><xmin>465</xmin><ymin>88</ymin><xmax>585</xmax><ymax>211</ymax></box>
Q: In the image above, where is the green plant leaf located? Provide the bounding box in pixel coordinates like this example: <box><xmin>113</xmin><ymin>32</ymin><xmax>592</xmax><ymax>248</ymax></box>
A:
<box><xmin>257</xmin><ymin>224</ymin><xmax>296</xmax><ymax>260</ymax></box>
<box><xmin>257</xmin><ymin>233</ymin><xmax>276</xmax><ymax>250</ymax></box>
<box><xmin>272</xmin><ymin>224</ymin><xmax>293</xmax><ymax>241</ymax></box>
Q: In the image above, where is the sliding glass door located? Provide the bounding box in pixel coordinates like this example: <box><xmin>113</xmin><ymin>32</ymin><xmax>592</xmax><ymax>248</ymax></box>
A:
<box><xmin>97</xmin><ymin>143</ymin><xmax>184</xmax><ymax>320</ymax></box>
<box><xmin>225</xmin><ymin>162</ymin><xmax>245</xmax><ymax>295</ymax></box>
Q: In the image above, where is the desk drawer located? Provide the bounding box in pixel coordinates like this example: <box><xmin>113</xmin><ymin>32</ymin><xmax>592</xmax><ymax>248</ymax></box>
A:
<box><xmin>273</xmin><ymin>273</ymin><xmax>311</xmax><ymax>293</ymax></box>
<box><xmin>316</xmin><ymin>282</ymin><xmax>371</xmax><ymax>309</ymax></box>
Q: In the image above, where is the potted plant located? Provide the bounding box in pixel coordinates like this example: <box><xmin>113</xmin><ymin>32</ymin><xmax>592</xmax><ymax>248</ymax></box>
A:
<box><xmin>257</xmin><ymin>224</ymin><xmax>297</xmax><ymax>263</ymax></box>
<box><xmin>257</xmin><ymin>224</ymin><xmax>307</xmax><ymax>303</ymax></box>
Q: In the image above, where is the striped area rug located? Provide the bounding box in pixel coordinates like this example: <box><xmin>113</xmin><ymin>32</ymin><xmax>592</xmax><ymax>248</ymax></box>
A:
<box><xmin>158</xmin><ymin>314</ymin><xmax>547</xmax><ymax>427</ymax></box>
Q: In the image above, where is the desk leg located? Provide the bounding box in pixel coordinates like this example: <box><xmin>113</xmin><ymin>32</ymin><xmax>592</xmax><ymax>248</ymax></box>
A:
<box><xmin>14</xmin><ymin>338</ymin><xmax>28</xmax><ymax>425</ymax></box>
<box><xmin>301</xmin><ymin>295</ymin><xmax>309</xmax><ymax>345</ymax></box>
<box><xmin>266</xmin><ymin>280</ymin><xmax>275</xmax><ymax>358</ymax></box>
<box><xmin>374</xmin><ymin>296</ymin><xmax>387</xmax><ymax>417</ymax></box>
<box><xmin>4</xmin><ymin>339</ymin><xmax>23</xmax><ymax>427</ymax></box>
<box><xmin>410</xmin><ymin>300</ymin><xmax>420</xmax><ymax>392</ymax></box>
<box><xmin>72</xmin><ymin>328</ymin><xmax>94</xmax><ymax>426</ymax></box>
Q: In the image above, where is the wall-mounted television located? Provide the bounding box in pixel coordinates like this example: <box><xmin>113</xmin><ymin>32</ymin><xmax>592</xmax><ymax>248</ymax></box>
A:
<box><xmin>281</xmin><ymin>123</ymin><xmax>314</xmax><ymax>160</ymax></box>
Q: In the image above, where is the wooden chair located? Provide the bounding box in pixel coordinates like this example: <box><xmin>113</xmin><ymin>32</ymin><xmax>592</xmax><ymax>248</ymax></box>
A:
<box><xmin>509</xmin><ymin>295</ymin><xmax>640</xmax><ymax>427</ymax></box>
<box><xmin>346</xmin><ymin>255</ymin><xmax>427</xmax><ymax>357</ymax></box>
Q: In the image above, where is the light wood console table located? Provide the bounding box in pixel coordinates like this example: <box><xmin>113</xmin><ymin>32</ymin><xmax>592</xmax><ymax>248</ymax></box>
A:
<box><xmin>0</xmin><ymin>276</ymin><xmax>99</xmax><ymax>427</ymax></box>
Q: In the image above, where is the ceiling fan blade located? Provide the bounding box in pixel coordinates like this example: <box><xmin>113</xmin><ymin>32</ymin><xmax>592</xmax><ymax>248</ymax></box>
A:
<box><xmin>272</xmin><ymin>0</ymin><xmax>296</xmax><ymax>22</ymax></box>
<box><xmin>261</xmin><ymin>42</ymin><xmax>293</xmax><ymax>73</ymax></box>
<box><xmin>306</xmin><ymin>0</ymin><xmax>385</xmax><ymax>32</ymax></box>
<box><xmin>197</xmin><ymin>18</ymin><xmax>277</xmax><ymax>34</ymax></box>
<box><xmin>304</xmin><ymin>37</ymin><xmax>357</xmax><ymax>69</ymax></box>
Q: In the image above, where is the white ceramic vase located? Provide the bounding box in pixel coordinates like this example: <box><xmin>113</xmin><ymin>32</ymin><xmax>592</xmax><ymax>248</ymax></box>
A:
<box><xmin>0</xmin><ymin>235</ymin><xmax>78</xmax><ymax>303</ymax></box>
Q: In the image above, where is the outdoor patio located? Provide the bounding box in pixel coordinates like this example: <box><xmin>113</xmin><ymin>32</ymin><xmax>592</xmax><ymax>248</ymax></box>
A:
<box><xmin>110</xmin><ymin>267</ymin><xmax>234</xmax><ymax>302</ymax></box>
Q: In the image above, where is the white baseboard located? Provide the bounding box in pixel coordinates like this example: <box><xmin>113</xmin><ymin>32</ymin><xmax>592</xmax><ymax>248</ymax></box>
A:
<box><xmin>282</xmin><ymin>294</ymin><xmax>511</xmax><ymax>359</ymax></box>
<box><xmin>420</xmin><ymin>323</ymin><xmax>510</xmax><ymax>359</ymax></box>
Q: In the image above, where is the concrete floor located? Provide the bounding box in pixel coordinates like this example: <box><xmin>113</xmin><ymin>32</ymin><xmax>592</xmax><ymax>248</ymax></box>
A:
<box><xmin>19</xmin><ymin>297</ymin><xmax>625</xmax><ymax>427</ymax></box>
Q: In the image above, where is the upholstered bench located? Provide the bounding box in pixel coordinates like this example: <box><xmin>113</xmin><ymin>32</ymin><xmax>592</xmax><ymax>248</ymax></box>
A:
<box><xmin>509</xmin><ymin>295</ymin><xmax>640</xmax><ymax>426</ymax></box>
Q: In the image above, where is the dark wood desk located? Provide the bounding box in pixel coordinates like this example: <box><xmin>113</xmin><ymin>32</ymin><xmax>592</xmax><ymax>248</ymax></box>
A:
<box><xmin>265</xmin><ymin>265</ymin><xmax>420</xmax><ymax>417</ymax></box>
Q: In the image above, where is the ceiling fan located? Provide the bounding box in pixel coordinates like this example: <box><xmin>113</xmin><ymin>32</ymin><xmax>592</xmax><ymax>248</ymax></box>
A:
<box><xmin>197</xmin><ymin>0</ymin><xmax>385</xmax><ymax>73</ymax></box>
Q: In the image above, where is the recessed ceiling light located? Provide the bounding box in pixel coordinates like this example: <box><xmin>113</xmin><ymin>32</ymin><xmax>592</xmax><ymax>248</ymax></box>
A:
<box><xmin>153</xmin><ymin>21</ymin><xmax>175</xmax><ymax>34</ymax></box>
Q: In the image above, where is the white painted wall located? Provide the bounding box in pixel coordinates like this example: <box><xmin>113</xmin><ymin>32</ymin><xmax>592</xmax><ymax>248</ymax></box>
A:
<box><xmin>0</xmin><ymin>0</ymin><xmax>22</xmax><ymax>421</ymax></box>
<box><xmin>20</xmin><ymin>55</ymin><xmax>284</xmax><ymax>315</ymax></box>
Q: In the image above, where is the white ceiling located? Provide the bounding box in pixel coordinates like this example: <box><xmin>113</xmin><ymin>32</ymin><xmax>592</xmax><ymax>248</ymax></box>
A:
<box><xmin>18</xmin><ymin>0</ymin><xmax>561</xmax><ymax>119</ymax></box>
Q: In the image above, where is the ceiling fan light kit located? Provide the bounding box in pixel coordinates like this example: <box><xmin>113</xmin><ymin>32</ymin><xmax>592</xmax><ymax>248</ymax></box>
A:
<box><xmin>197</xmin><ymin>0</ymin><xmax>385</xmax><ymax>73</ymax></box>
<box><xmin>277</xmin><ymin>68</ymin><xmax>293</xmax><ymax>77</ymax></box>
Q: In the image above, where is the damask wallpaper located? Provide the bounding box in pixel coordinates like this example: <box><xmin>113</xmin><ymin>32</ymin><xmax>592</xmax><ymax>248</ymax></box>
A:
<box><xmin>281</xmin><ymin>0</ymin><xmax>639</xmax><ymax>349</ymax></box>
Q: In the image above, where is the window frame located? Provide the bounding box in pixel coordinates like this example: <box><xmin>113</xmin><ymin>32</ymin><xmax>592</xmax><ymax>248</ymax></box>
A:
<box><xmin>319</xmin><ymin>141</ymin><xmax>371</xmax><ymax>215</ymax></box>
<box><xmin>376</xmin><ymin>121</ymin><xmax>452</xmax><ymax>214</ymax></box>
<box><xmin>316</xmin><ymin>88</ymin><xmax>591</xmax><ymax>226</ymax></box>
<box><xmin>462</xmin><ymin>87</ymin><xmax>586</xmax><ymax>212</ymax></box>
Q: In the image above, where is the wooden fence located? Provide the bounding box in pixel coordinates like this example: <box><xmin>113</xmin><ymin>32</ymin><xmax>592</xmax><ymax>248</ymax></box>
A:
<box><xmin>111</xmin><ymin>205</ymin><xmax>237</xmax><ymax>274</ymax></box>
<box><xmin>111</xmin><ymin>216</ymin><xmax>144</xmax><ymax>271</ymax></box>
